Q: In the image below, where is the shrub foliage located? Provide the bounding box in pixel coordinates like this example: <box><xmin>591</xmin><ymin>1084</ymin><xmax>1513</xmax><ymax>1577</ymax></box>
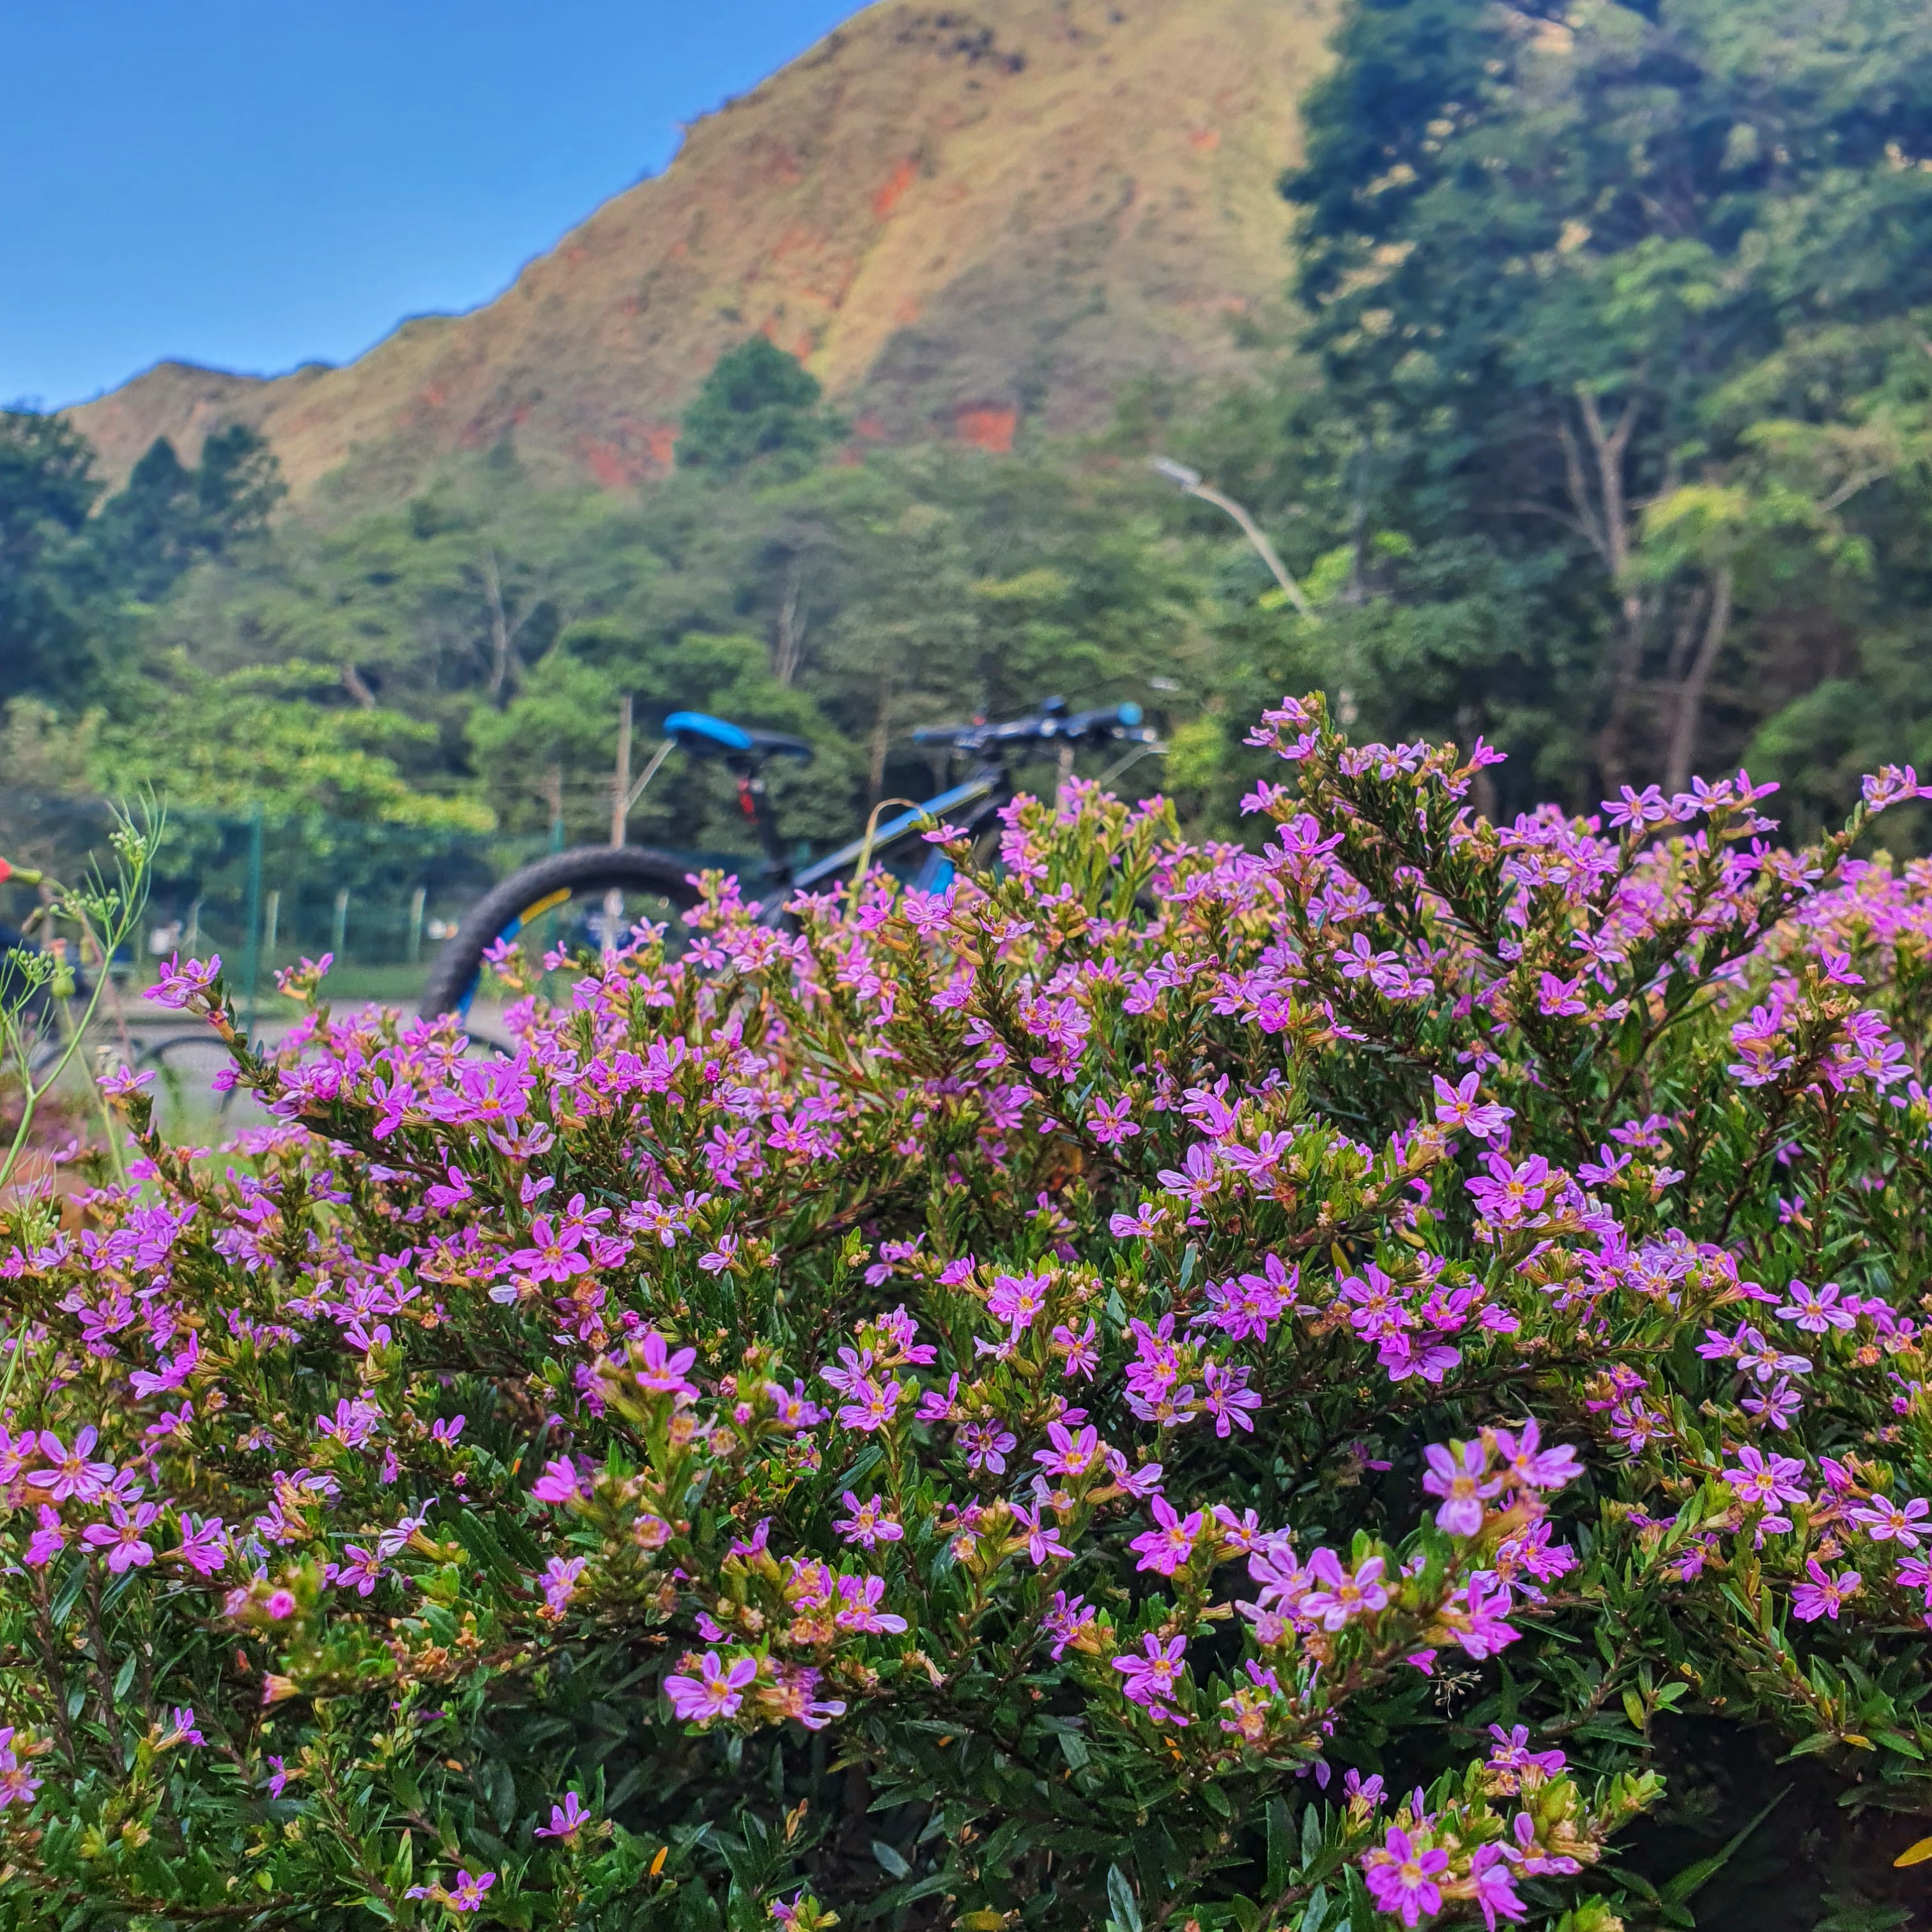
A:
<box><xmin>6</xmin><ymin>694</ymin><xmax>1932</xmax><ymax>1929</ymax></box>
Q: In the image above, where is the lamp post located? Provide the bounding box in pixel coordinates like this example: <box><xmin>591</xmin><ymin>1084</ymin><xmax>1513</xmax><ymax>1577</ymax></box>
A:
<box><xmin>1151</xmin><ymin>457</ymin><xmax>1315</xmax><ymax>619</ymax></box>
<box><xmin>1153</xmin><ymin>457</ymin><xmax>1357</xmax><ymax>724</ymax></box>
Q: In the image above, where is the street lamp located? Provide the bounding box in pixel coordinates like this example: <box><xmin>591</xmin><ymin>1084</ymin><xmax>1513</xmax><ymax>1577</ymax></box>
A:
<box><xmin>1153</xmin><ymin>456</ymin><xmax>1358</xmax><ymax>723</ymax></box>
<box><xmin>1151</xmin><ymin>457</ymin><xmax>1315</xmax><ymax>620</ymax></box>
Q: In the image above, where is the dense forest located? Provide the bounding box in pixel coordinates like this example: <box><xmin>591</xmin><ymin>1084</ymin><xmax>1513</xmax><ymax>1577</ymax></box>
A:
<box><xmin>9</xmin><ymin>0</ymin><xmax>1932</xmax><ymax>871</ymax></box>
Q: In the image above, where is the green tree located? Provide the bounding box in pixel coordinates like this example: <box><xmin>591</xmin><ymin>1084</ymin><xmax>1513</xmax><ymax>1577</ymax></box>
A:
<box><xmin>1270</xmin><ymin>0</ymin><xmax>1932</xmax><ymax>807</ymax></box>
<box><xmin>82</xmin><ymin>425</ymin><xmax>286</xmax><ymax>605</ymax></box>
<box><xmin>0</xmin><ymin>407</ymin><xmax>102</xmax><ymax>707</ymax></box>
<box><xmin>675</xmin><ymin>337</ymin><xmax>846</xmax><ymax>481</ymax></box>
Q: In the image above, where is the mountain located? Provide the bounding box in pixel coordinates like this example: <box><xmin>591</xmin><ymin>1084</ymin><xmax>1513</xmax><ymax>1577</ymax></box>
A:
<box><xmin>66</xmin><ymin>0</ymin><xmax>1333</xmax><ymax>501</ymax></box>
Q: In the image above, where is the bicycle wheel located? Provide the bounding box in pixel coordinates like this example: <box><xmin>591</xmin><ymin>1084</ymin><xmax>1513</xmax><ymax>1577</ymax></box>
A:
<box><xmin>419</xmin><ymin>846</ymin><xmax>709</xmax><ymax>1018</ymax></box>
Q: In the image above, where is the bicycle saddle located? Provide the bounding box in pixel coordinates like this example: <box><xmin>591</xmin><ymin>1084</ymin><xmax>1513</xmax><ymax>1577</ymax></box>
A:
<box><xmin>663</xmin><ymin>712</ymin><xmax>815</xmax><ymax>765</ymax></box>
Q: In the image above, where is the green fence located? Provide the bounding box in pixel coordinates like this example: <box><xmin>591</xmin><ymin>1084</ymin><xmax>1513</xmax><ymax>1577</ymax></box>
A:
<box><xmin>0</xmin><ymin>787</ymin><xmax>565</xmax><ymax>1008</ymax></box>
<box><xmin>0</xmin><ymin>789</ymin><xmax>767</xmax><ymax>1011</ymax></box>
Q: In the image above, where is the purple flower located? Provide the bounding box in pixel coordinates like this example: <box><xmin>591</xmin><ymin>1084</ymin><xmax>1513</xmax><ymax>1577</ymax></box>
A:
<box><xmin>1422</xmin><ymin>1439</ymin><xmax>1499</xmax><ymax>1537</ymax></box>
<box><xmin>1361</xmin><ymin>1827</ymin><xmax>1448</xmax><ymax>1927</ymax></box>
<box><xmin>540</xmin><ymin>1556</ymin><xmax>588</xmax><ymax>1613</ymax></box>
<box><xmin>145</xmin><ymin>951</ymin><xmax>221</xmax><ymax>1009</ymax></box>
<box><xmin>1041</xmin><ymin>1590</ymin><xmax>1096</xmax><ymax>1660</ymax></box>
<box><xmin>1490</xmin><ymin>1420</ymin><xmax>1581</xmax><ymax>1492</ymax></box>
<box><xmin>1468</xmin><ymin>1844</ymin><xmax>1527</xmax><ymax>1929</ymax></box>
<box><xmin>326</xmin><ymin>1544</ymin><xmax>385</xmax><ymax>1596</ymax></box>
<box><xmin>665</xmin><ymin>1652</ymin><xmax>758</xmax><ymax>1723</ymax></box>
<box><xmin>834</xmin><ymin>1492</ymin><xmax>903</xmax><ymax>1549</ymax></box>
<box><xmin>1300</xmin><ymin>1549</ymin><xmax>1389</xmax><ymax>1629</ymax></box>
<box><xmin>1485</xmin><ymin>1723</ymin><xmax>1565</xmax><ymax>1791</ymax></box>
<box><xmin>1723</xmin><ymin>1446</ymin><xmax>1809</xmax><ymax>1512</ymax></box>
<box><xmin>1035</xmin><ymin>1421</ymin><xmax>1103</xmax><ymax>1478</ymax></box>
<box><xmin>635</xmin><ymin>1330</ymin><xmax>700</xmax><ymax>1399</ymax></box>
<box><xmin>448</xmin><ymin>1869</ymin><xmax>495</xmax><ymax>1913</ymax></box>
<box><xmin>1050</xmin><ymin>1319</ymin><xmax>1098</xmax><ymax>1379</ymax></box>
<box><xmin>532</xmin><ymin>1458</ymin><xmax>586</xmax><ymax>1506</ymax></box>
<box><xmin>173</xmin><ymin>1513</ymin><xmax>229</xmax><ymax>1578</ymax></box>
<box><xmin>535</xmin><ymin>1791</ymin><xmax>591</xmax><ymax>1840</ymax></box>
<box><xmin>1111</xmin><ymin>1632</ymin><xmax>1188</xmax><ymax>1724</ymax></box>
<box><xmin>956</xmin><ymin>1421</ymin><xmax>1017</xmax><ymax>1474</ymax></box>
<box><xmin>833</xmin><ymin>1574</ymin><xmax>907</xmax><ymax>1634</ymax></box>
<box><xmin>1432</xmin><ymin>1071</ymin><xmax>1514</xmax><ymax>1141</ymax></box>
<box><xmin>1129</xmin><ymin>1496</ymin><xmax>1204</xmax><ymax>1576</ymax></box>
<box><xmin>1850</xmin><ymin>1494</ymin><xmax>1928</xmax><ymax>1547</ymax></box>
<box><xmin>1007</xmin><ymin>1501</ymin><xmax>1071</xmax><ymax>1565</ymax></box>
<box><xmin>1791</xmin><ymin>1558</ymin><xmax>1860</xmax><ymax>1623</ymax></box>
<box><xmin>24</xmin><ymin>1506</ymin><xmax>65</xmax><ymax>1568</ymax></box>
<box><xmin>1775</xmin><ymin>1279</ymin><xmax>1854</xmax><ymax>1333</ymax></box>
<box><xmin>986</xmin><ymin>1270</ymin><xmax>1051</xmax><ymax>1334</ymax></box>
<box><xmin>27</xmin><ymin>1427</ymin><xmax>116</xmax><ymax>1503</ymax></box>
<box><xmin>165</xmin><ymin>1706</ymin><xmax>206</xmax><ymax>1747</ymax></box>
<box><xmin>82</xmin><ymin>1499</ymin><xmax>160</xmax><ymax>1572</ymax></box>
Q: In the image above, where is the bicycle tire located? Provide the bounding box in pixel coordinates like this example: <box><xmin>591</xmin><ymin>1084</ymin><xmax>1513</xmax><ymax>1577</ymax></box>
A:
<box><xmin>418</xmin><ymin>846</ymin><xmax>708</xmax><ymax>1018</ymax></box>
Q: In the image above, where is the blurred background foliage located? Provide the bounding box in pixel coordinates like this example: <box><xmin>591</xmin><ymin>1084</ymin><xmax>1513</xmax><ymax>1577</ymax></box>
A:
<box><xmin>10</xmin><ymin>0</ymin><xmax>1932</xmax><ymax>886</ymax></box>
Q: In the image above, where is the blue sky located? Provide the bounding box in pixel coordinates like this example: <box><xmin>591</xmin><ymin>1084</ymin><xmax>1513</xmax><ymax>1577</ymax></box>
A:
<box><xmin>2</xmin><ymin>1</ymin><xmax>862</xmax><ymax>408</ymax></box>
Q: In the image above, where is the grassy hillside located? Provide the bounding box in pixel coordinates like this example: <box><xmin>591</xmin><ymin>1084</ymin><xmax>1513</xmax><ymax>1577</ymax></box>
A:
<box><xmin>68</xmin><ymin>0</ymin><xmax>1335</xmax><ymax>502</ymax></box>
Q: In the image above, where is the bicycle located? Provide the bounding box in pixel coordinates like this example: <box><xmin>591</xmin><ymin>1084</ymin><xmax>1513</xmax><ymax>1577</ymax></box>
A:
<box><xmin>418</xmin><ymin>696</ymin><xmax>1155</xmax><ymax>1018</ymax></box>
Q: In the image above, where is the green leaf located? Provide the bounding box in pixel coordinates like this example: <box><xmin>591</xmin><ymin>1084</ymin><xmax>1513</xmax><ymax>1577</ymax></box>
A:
<box><xmin>1266</xmin><ymin>1797</ymin><xmax>1291</xmax><ymax>1896</ymax></box>
<box><xmin>1107</xmin><ymin>1862</ymin><xmax>1142</xmax><ymax>1932</ymax></box>
<box><xmin>1659</xmin><ymin>1786</ymin><xmax>1788</xmax><ymax>1908</ymax></box>
<box><xmin>872</xmin><ymin>1840</ymin><xmax>911</xmax><ymax>1880</ymax></box>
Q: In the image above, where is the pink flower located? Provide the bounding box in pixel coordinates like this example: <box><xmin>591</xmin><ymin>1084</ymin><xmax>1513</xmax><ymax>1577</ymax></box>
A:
<box><xmin>82</xmin><ymin>1499</ymin><xmax>161</xmax><ymax>1572</ymax></box>
<box><xmin>145</xmin><ymin>951</ymin><xmax>221</xmax><ymax>1009</ymax></box>
<box><xmin>24</xmin><ymin>1506</ymin><xmax>65</xmax><ymax>1568</ymax></box>
<box><xmin>1484</xmin><ymin>1724</ymin><xmax>1565</xmax><ymax>1791</ymax></box>
<box><xmin>1300</xmin><ymin>1549</ymin><xmax>1390</xmax><ymax>1629</ymax></box>
<box><xmin>531</xmin><ymin>1458</ymin><xmax>586</xmax><ymax>1506</ymax></box>
<box><xmin>448</xmin><ymin>1869</ymin><xmax>495</xmax><ymax>1913</ymax></box>
<box><xmin>535</xmin><ymin>1791</ymin><xmax>591</xmax><ymax>1840</ymax></box>
<box><xmin>1041</xmin><ymin>1590</ymin><xmax>1096</xmax><ymax>1660</ymax></box>
<box><xmin>834</xmin><ymin>1492</ymin><xmax>903</xmax><ymax>1549</ymax></box>
<box><xmin>833</xmin><ymin>1574</ymin><xmax>907</xmax><ymax>1634</ymax></box>
<box><xmin>1129</xmin><ymin>1495</ymin><xmax>1203</xmax><ymax>1577</ymax></box>
<box><xmin>1111</xmin><ymin>1632</ymin><xmax>1188</xmax><ymax>1724</ymax></box>
<box><xmin>665</xmin><ymin>1652</ymin><xmax>758</xmax><ymax>1723</ymax></box>
<box><xmin>1489</xmin><ymin>1420</ymin><xmax>1581</xmax><ymax>1492</ymax></box>
<box><xmin>27</xmin><ymin>1427</ymin><xmax>116</xmax><ymax>1503</ymax></box>
<box><xmin>986</xmin><ymin>1270</ymin><xmax>1051</xmax><ymax>1334</ymax></box>
<box><xmin>1723</xmin><ymin>1446</ymin><xmax>1809</xmax><ymax>1512</ymax></box>
<box><xmin>1421</xmin><ymin>1438</ymin><xmax>1499</xmax><ymax>1537</ymax></box>
<box><xmin>174</xmin><ymin>1514</ymin><xmax>229</xmax><ymax>1577</ymax></box>
<box><xmin>1049</xmin><ymin>1319</ymin><xmax>1098</xmax><ymax>1379</ymax></box>
<box><xmin>635</xmin><ymin>1331</ymin><xmax>700</xmax><ymax>1399</ymax></box>
<box><xmin>1791</xmin><ymin>1558</ymin><xmax>1860</xmax><ymax>1623</ymax></box>
<box><xmin>1468</xmin><ymin>1844</ymin><xmax>1527</xmax><ymax>1929</ymax></box>
<box><xmin>1850</xmin><ymin>1494</ymin><xmax>1928</xmax><ymax>1547</ymax></box>
<box><xmin>1007</xmin><ymin>1501</ymin><xmax>1070</xmax><ymax>1565</ymax></box>
<box><xmin>1361</xmin><ymin>1827</ymin><xmax>1448</xmax><ymax>1926</ymax></box>
<box><xmin>1432</xmin><ymin>1071</ymin><xmax>1514</xmax><ymax>1141</ymax></box>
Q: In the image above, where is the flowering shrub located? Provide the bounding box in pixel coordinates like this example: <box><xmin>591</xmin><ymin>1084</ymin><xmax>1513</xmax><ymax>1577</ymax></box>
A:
<box><xmin>7</xmin><ymin>693</ymin><xmax>1932</xmax><ymax>1929</ymax></box>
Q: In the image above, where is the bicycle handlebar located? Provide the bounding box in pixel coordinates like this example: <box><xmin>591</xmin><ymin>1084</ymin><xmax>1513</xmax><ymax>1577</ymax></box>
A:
<box><xmin>912</xmin><ymin>700</ymin><xmax>1149</xmax><ymax>755</ymax></box>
